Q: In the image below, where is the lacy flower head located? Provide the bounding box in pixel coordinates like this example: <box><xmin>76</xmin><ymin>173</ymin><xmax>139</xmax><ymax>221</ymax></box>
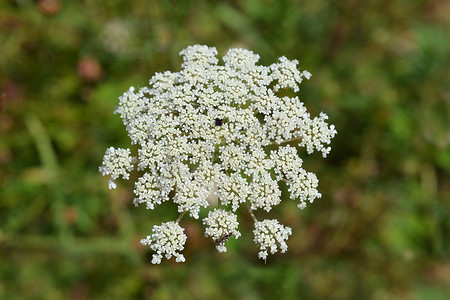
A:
<box><xmin>100</xmin><ymin>45</ymin><xmax>337</xmax><ymax>263</ymax></box>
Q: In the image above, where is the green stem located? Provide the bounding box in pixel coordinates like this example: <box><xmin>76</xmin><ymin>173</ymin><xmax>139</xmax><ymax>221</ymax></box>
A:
<box><xmin>268</xmin><ymin>136</ymin><xmax>302</xmax><ymax>146</ymax></box>
<box><xmin>246</xmin><ymin>202</ymin><xmax>258</xmax><ymax>223</ymax></box>
<box><xmin>176</xmin><ymin>211</ymin><xmax>186</xmax><ymax>224</ymax></box>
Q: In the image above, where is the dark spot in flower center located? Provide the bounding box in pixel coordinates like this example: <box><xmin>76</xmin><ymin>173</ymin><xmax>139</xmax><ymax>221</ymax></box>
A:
<box><xmin>215</xmin><ymin>118</ymin><xmax>223</xmax><ymax>126</ymax></box>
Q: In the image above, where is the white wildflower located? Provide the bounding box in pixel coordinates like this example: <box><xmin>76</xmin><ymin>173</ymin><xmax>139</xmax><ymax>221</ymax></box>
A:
<box><xmin>100</xmin><ymin>44</ymin><xmax>337</xmax><ymax>262</ymax></box>
<box><xmin>216</xmin><ymin>172</ymin><xmax>250</xmax><ymax>211</ymax></box>
<box><xmin>253</xmin><ymin>219</ymin><xmax>292</xmax><ymax>260</ymax></box>
<box><xmin>223</xmin><ymin>48</ymin><xmax>260</xmax><ymax>69</ymax></box>
<box><xmin>173</xmin><ymin>177</ymin><xmax>210</xmax><ymax>219</ymax></box>
<box><xmin>180</xmin><ymin>44</ymin><xmax>219</xmax><ymax>68</ymax></box>
<box><xmin>270</xmin><ymin>145</ymin><xmax>321</xmax><ymax>209</ymax></box>
<box><xmin>203</xmin><ymin>209</ymin><xmax>241</xmax><ymax>253</ymax></box>
<box><xmin>140</xmin><ymin>221</ymin><xmax>187</xmax><ymax>264</ymax></box>
<box><xmin>248</xmin><ymin>171</ymin><xmax>281</xmax><ymax>212</ymax></box>
<box><xmin>99</xmin><ymin>147</ymin><xmax>134</xmax><ymax>189</ymax></box>
<box><xmin>133</xmin><ymin>172</ymin><xmax>165</xmax><ymax>209</ymax></box>
<box><xmin>270</xmin><ymin>56</ymin><xmax>306</xmax><ymax>92</ymax></box>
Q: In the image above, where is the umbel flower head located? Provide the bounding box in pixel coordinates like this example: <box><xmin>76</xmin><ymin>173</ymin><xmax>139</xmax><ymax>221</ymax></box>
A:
<box><xmin>100</xmin><ymin>44</ymin><xmax>337</xmax><ymax>263</ymax></box>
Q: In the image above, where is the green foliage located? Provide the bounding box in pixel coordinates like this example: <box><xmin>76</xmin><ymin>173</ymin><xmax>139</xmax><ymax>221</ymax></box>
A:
<box><xmin>1</xmin><ymin>0</ymin><xmax>449</xmax><ymax>299</ymax></box>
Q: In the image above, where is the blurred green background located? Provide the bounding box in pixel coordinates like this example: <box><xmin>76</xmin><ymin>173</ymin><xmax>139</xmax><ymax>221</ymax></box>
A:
<box><xmin>1</xmin><ymin>0</ymin><xmax>449</xmax><ymax>299</ymax></box>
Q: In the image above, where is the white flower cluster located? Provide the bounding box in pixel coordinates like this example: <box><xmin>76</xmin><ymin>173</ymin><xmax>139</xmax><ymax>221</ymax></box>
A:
<box><xmin>253</xmin><ymin>219</ymin><xmax>292</xmax><ymax>261</ymax></box>
<box><xmin>140</xmin><ymin>221</ymin><xmax>187</xmax><ymax>264</ymax></box>
<box><xmin>100</xmin><ymin>45</ymin><xmax>337</xmax><ymax>263</ymax></box>
<box><xmin>203</xmin><ymin>208</ymin><xmax>241</xmax><ymax>253</ymax></box>
<box><xmin>99</xmin><ymin>147</ymin><xmax>134</xmax><ymax>189</ymax></box>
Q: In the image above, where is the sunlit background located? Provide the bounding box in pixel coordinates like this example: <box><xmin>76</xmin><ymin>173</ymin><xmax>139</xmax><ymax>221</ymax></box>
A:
<box><xmin>1</xmin><ymin>0</ymin><xmax>449</xmax><ymax>299</ymax></box>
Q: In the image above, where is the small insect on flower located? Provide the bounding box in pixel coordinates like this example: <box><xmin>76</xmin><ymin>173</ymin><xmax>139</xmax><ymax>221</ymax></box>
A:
<box><xmin>215</xmin><ymin>232</ymin><xmax>233</xmax><ymax>245</ymax></box>
<box><xmin>215</xmin><ymin>118</ymin><xmax>224</xmax><ymax>126</ymax></box>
